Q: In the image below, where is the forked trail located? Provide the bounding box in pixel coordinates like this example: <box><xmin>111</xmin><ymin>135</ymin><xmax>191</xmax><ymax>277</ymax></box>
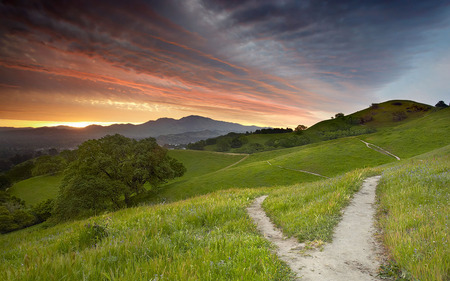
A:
<box><xmin>247</xmin><ymin>176</ymin><xmax>383</xmax><ymax>280</ymax></box>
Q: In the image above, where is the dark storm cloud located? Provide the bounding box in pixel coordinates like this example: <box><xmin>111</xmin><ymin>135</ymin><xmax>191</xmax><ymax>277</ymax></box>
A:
<box><xmin>206</xmin><ymin>0</ymin><xmax>450</xmax><ymax>87</ymax></box>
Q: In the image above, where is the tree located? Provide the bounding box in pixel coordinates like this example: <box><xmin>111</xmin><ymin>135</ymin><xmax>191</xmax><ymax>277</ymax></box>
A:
<box><xmin>0</xmin><ymin>175</ymin><xmax>12</xmax><ymax>191</ymax></box>
<box><xmin>32</xmin><ymin>155</ymin><xmax>65</xmax><ymax>176</ymax></box>
<box><xmin>335</xmin><ymin>113</ymin><xmax>345</xmax><ymax>118</ymax></box>
<box><xmin>53</xmin><ymin>135</ymin><xmax>186</xmax><ymax>220</ymax></box>
<box><xmin>294</xmin><ymin>125</ymin><xmax>308</xmax><ymax>132</ymax></box>
<box><xmin>435</xmin><ymin>101</ymin><xmax>448</xmax><ymax>108</ymax></box>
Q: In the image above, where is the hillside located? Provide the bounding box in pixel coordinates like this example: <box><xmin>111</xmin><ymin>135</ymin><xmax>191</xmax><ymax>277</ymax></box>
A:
<box><xmin>1</xmin><ymin>148</ymin><xmax>448</xmax><ymax>280</ymax></box>
<box><xmin>189</xmin><ymin>100</ymin><xmax>436</xmax><ymax>153</ymax></box>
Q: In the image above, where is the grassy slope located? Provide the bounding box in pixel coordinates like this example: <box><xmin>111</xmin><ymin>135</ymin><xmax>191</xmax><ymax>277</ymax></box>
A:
<box><xmin>154</xmin><ymin>137</ymin><xmax>400</xmax><ymax>203</ymax></box>
<box><xmin>361</xmin><ymin>107</ymin><xmax>450</xmax><ymax>158</ymax></box>
<box><xmin>0</xmin><ymin>188</ymin><xmax>295</xmax><ymax>281</ymax></box>
<box><xmin>8</xmin><ymin>174</ymin><xmax>63</xmax><ymax>206</ymax></box>
<box><xmin>377</xmin><ymin>153</ymin><xmax>449</xmax><ymax>281</ymax></box>
<box><xmin>213</xmin><ymin>100</ymin><xmax>435</xmax><ymax>153</ymax></box>
<box><xmin>0</xmin><ymin>167</ymin><xmax>385</xmax><ymax>281</ymax></box>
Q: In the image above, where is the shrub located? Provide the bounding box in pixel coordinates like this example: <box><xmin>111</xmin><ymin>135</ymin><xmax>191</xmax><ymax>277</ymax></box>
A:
<box><xmin>78</xmin><ymin>222</ymin><xmax>109</xmax><ymax>249</ymax></box>
<box><xmin>32</xmin><ymin>199</ymin><xmax>54</xmax><ymax>223</ymax></box>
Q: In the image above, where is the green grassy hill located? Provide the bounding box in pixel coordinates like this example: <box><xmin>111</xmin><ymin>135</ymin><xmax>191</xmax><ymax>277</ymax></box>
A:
<box><xmin>8</xmin><ymin>174</ymin><xmax>63</xmax><ymax>206</ymax></box>
<box><xmin>189</xmin><ymin>100</ymin><xmax>435</xmax><ymax>153</ymax></box>
<box><xmin>1</xmin><ymin>147</ymin><xmax>448</xmax><ymax>281</ymax></box>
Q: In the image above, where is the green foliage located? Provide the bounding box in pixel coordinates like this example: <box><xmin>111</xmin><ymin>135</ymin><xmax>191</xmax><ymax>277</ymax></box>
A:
<box><xmin>0</xmin><ymin>191</ymin><xmax>36</xmax><ymax>233</ymax></box>
<box><xmin>4</xmin><ymin>160</ymin><xmax>34</xmax><ymax>182</ymax></box>
<box><xmin>377</xmin><ymin>156</ymin><xmax>449</xmax><ymax>281</ymax></box>
<box><xmin>31</xmin><ymin>199</ymin><xmax>54</xmax><ymax>223</ymax></box>
<box><xmin>435</xmin><ymin>100</ymin><xmax>448</xmax><ymax>108</ymax></box>
<box><xmin>320</xmin><ymin>127</ymin><xmax>376</xmax><ymax>140</ymax></box>
<box><xmin>53</xmin><ymin>135</ymin><xmax>186</xmax><ymax>220</ymax></box>
<box><xmin>32</xmin><ymin>155</ymin><xmax>65</xmax><ymax>176</ymax></box>
<box><xmin>295</xmin><ymin>124</ymin><xmax>307</xmax><ymax>132</ymax></box>
<box><xmin>0</xmin><ymin>175</ymin><xmax>12</xmax><ymax>191</ymax></box>
<box><xmin>78</xmin><ymin>222</ymin><xmax>109</xmax><ymax>250</ymax></box>
<box><xmin>265</xmin><ymin>134</ymin><xmax>310</xmax><ymax>148</ymax></box>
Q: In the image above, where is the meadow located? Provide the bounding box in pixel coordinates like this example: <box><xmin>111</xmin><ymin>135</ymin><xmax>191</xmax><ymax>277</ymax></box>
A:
<box><xmin>8</xmin><ymin>174</ymin><xmax>62</xmax><ymax>206</ymax></box>
<box><xmin>377</xmin><ymin>153</ymin><xmax>449</xmax><ymax>280</ymax></box>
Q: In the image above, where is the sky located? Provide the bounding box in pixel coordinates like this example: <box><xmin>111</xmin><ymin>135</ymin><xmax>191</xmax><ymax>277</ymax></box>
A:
<box><xmin>1</xmin><ymin>0</ymin><xmax>449</xmax><ymax>128</ymax></box>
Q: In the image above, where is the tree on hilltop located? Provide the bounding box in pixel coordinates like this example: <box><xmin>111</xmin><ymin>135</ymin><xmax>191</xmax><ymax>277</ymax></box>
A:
<box><xmin>295</xmin><ymin>125</ymin><xmax>308</xmax><ymax>132</ymax></box>
<box><xmin>435</xmin><ymin>100</ymin><xmax>448</xmax><ymax>108</ymax></box>
<box><xmin>53</xmin><ymin>134</ymin><xmax>186</xmax><ymax>220</ymax></box>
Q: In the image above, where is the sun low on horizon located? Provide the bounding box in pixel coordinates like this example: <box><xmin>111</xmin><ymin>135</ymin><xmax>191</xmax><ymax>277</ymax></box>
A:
<box><xmin>1</xmin><ymin>1</ymin><xmax>449</xmax><ymax>129</ymax></box>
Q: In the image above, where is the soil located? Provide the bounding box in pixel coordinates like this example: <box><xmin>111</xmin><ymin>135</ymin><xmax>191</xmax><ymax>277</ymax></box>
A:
<box><xmin>247</xmin><ymin>176</ymin><xmax>383</xmax><ymax>280</ymax></box>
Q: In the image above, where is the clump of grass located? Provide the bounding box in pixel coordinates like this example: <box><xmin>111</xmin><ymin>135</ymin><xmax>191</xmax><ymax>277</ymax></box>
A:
<box><xmin>263</xmin><ymin>168</ymin><xmax>380</xmax><ymax>242</ymax></box>
<box><xmin>78</xmin><ymin>222</ymin><xmax>108</xmax><ymax>250</ymax></box>
<box><xmin>377</xmin><ymin>156</ymin><xmax>449</xmax><ymax>281</ymax></box>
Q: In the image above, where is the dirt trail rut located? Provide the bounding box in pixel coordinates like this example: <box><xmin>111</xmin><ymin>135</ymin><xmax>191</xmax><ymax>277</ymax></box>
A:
<box><xmin>247</xmin><ymin>176</ymin><xmax>382</xmax><ymax>280</ymax></box>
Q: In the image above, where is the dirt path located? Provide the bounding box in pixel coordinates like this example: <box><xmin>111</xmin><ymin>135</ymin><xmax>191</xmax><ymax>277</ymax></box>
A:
<box><xmin>266</xmin><ymin>161</ymin><xmax>329</xmax><ymax>178</ymax></box>
<box><xmin>359</xmin><ymin>139</ymin><xmax>400</xmax><ymax>160</ymax></box>
<box><xmin>247</xmin><ymin>176</ymin><xmax>382</xmax><ymax>280</ymax></box>
<box><xmin>213</xmin><ymin>154</ymin><xmax>249</xmax><ymax>173</ymax></box>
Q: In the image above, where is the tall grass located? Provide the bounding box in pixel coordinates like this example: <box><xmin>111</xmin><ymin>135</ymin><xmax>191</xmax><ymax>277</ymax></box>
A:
<box><xmin>377</xmin><ymin>156</ymin><xmax>449</xmax><ymax>281</ymax></box>
<box><xmin>264</xmin><ymin>168</ymin><xmax>381</xmax><ymax>242</ymax></box>
<box><xmin>0</xmin><ymin>189</ymin><xmax>295</xmax><ymax>281</ymax></box>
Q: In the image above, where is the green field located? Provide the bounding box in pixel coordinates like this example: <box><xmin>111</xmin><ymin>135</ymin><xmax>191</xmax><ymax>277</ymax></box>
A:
<box><xmin>8</xmin><ymin>174</ymin><xmax>63</xmax><ymax>206</ymax></box>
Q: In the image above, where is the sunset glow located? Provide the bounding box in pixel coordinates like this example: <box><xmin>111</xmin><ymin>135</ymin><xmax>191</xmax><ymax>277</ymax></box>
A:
<box><xmin>1</xmin><ymin>1</ymin><xmax>449</xmax><ymax>128</ymax></box>
<box><xmin>0</xmin><ymin>119</ymin><xmax>139</xmax><ymax>129</ymax></box>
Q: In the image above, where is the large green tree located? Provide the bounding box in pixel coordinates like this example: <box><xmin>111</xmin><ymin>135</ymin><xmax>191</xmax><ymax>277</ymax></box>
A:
<box><xmin>54</xmin><ymin>134</ymin><xmax>185</xmax><ymax>220</ymax></box>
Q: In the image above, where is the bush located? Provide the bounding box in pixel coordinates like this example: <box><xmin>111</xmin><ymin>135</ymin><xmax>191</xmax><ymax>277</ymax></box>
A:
<box><xmin>392</xmin><ymin>111</ymin><xmax>407</xmax><ymax>121</ymax></box>
<box><xmin>78</xmin><ymin>222</ymin><xmax>108</xmax><ymax>249</ymax></box>
<box><xmin>32</xmin><ymin>199</ymin><xmax>54</xmax><ymax>223</ymax></box>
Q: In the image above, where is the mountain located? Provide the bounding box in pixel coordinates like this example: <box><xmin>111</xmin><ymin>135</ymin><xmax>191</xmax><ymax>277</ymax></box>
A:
<box><xmin>0</xmin><ymin>116</ymin><xmax>262</xmax><ymax>152</ymax></box>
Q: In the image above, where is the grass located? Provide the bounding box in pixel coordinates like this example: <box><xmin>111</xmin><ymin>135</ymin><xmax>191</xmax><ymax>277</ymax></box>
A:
<box><xmin>264</xmin><ymin>168</ymin><xmax>381</xmax><ymax>242</ymax></box>
<box><xmin>0</xmin><ymin>188</ymin><xmax>295</xmax><ymax>281</ymax></box>
<box><xmin>377</xmin><ymin>155</ymin><xmax>449</xmax><ymax>281</ymax></box>
<box><xmin>1</xmin><ymin>147</ymin><xmax>449</xmax><ymax>280</ymax></box>
<box><xmin>153</xmin><ymin>137</ymin><xmax>395</xmax><ymax>203</ymax></box>
<box><xmin>361</xmin><ymin>107</ymin><xmax>450</xmax><ymax>158</ymax></box>
<box><xmin>8</xmin><ymin>174</ymin><xmax>63</xmax><ymax>206</ymax></box>
<box><xmin>166</xmin><ymin>150</ymin><xmax>245</xmax><ymax>181</ymax></box>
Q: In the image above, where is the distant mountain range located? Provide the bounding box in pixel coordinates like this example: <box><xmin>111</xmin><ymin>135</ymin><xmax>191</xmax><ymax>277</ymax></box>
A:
<box><xmin>0</xmin><ymin>115</ymin><xmax>263</xmax><ymax>151</ymax></box>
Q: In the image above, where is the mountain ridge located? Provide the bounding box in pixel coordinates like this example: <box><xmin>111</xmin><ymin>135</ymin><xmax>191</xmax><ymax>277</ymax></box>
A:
<box><xmin>0</xmin><ymin>115</ymin><xmax>263</xmax><ymax>151</ymax></box>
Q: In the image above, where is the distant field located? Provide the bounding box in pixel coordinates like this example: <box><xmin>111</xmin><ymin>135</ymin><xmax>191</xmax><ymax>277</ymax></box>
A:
<box><xmin>167</xmin><ymin>150</ymin><xmax>245</xmax><ymax>180</ymax></box>
<box><xmin>154</xmin><ymin>137</ymin><xmax>394</xmax><ymax>203</ymax></box>
<box><xmin>8</xmin><ymin>174</ymin><xmax>63</xmax><ymax>206</ymax></box>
